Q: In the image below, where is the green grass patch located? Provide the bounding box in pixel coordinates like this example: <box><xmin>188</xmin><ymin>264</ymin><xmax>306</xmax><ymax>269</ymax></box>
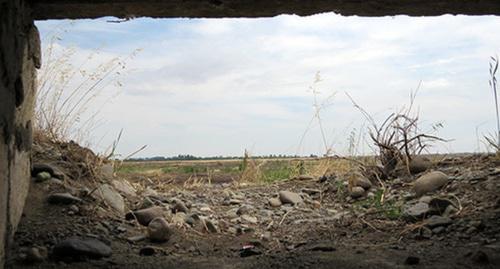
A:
<box><xmin>354</xmin><ymin>189</ymin><xmax>403</xmax><ymax>220</ymax></box>
<box><xmin>261</xmin><ymin>162</ymin><xmax>296</xmax><ymax>183</ymax></box>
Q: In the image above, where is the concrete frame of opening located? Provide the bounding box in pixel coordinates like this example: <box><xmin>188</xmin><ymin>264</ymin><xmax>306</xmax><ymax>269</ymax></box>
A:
<box><xmin>1</xmin><ymin>0</ymin><xmax>500</xmax><ymax>267</ymax></box>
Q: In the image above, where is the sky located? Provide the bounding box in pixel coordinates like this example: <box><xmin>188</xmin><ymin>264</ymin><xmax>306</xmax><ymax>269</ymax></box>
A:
<box><xmin>35</xmin><ymin>13</ymin><xmax>500</xmax><ymax>158</ymax></box>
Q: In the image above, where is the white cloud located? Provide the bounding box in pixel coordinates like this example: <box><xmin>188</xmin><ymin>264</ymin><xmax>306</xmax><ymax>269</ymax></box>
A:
<box><xmin>35</xmin><ymin>14</ymin><xmax>500</xmax><ymax>157</ymax></box>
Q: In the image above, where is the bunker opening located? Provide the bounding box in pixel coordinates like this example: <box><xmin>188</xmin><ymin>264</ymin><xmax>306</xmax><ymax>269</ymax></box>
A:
<box><xmin>2</xmin><ymin>1</ymin><xmax>500</xmax><ymax>268</ymax></box>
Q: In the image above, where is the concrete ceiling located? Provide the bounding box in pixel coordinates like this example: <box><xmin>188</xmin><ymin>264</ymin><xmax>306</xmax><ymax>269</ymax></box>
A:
<box><xmin>30</xmin><ymin>0</ymin><xmax>500</xmax><ymax>20</ymax></box>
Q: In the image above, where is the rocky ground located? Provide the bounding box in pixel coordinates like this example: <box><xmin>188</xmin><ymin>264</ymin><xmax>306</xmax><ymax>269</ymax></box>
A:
<box><xmin>5</xmin><ymin>140</ymin><xmax>500</xmax><ymax>268</ymax></box>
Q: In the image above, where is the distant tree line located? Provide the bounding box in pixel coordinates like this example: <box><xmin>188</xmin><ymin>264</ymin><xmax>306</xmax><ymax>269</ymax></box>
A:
<box><xmin>125</xmin><ymin>154</ymin><xmax>318</xmax><ymax>162</ymax></box>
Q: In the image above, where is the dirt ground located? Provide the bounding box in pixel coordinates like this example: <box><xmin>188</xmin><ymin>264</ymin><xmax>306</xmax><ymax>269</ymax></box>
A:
<box><xmin>5</xmin><ymin>141</ymin><xmax>500</xmax><ymax>268</ymax></box>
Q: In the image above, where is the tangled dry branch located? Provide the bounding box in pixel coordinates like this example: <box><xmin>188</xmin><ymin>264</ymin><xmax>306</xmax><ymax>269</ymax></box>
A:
<box><xmin>346</xmin><ymin>84</ymin><xmax>447</xmax><ymax>177</ymax></box>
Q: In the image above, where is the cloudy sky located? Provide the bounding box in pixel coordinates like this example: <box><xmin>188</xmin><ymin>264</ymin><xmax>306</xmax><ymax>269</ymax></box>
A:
<box><xmin>35</xmin><ymin>13</ymin><xmax>500</xmax><ymax>157</ymax></box>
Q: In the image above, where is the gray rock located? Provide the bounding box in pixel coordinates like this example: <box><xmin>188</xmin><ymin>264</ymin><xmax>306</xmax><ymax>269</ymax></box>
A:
<box><xmin>32</xmin><ymin>163</ymin><xmax>65</xmax><ymax>180</ymax></box>
<box><xmin>93</xmin><ymin>184</ymin><xmax>125</xmax><ymax>213</ymax></box>
<box><xmin>350</xmin><ymin>187</ymin><xmax>365</xmax><ymax>199</ymax></box>
<box><xmin>139</xmin><ymin>197</ymin><xmax>155</xmax><ymax>209</ymax></box>
<box><xmin>126</xmin><ymin>206</ymin><xmax>164</xmax><ymax>226</ymax></box>
<box><xmin>409</xmin><ymin>156</ymin><xmax>432</xmax><ymax>174</ymax></box>
<box><xmin>126</xmin><ymin>234</ymin><xmax>147</xmax><ymax>243</ymax></box>
<box><xmin>171</xmin><ymin>212</ymin><xmax>186</xmax><ymax>225</ymax></box>
<box><xmin>352</xmin><ymin>177</ymin><xmax>372</xmax><ymax>190</ymax></box>
<box><xmin>100</xmin><ymin>163</ymin><xmax>114</xmax><ymax>179</ymax></box>
<box><xmin>268</xmin><ymin>198</ymin><xmax>282</xmax><ymax>207</ymax></box>
<box><xmin>53</xmin><ymin>237</ymin><xmax>112</xmax><ymax>259</ymax></box>
<box><xmin>425</xmin><ymin>215</ymin><xmax>452</xmax><ymax>228</ymax></box>
<box><xmin>403</xmin><ymin>202</ymin><xmax>430</xmax><ymax>220</ymax></box>
<box><xmin>147</xmin><ymin>217</ymin><xmax>173</xmax><ymax>242</ymax></box>
<box><xmin>259</xmin><ymin>209</ymin><xmax>273</xmax><ymax>217</ymax></box>
<box><xmin>413</xmin><ymin>171</ymin><xmax>449</xmax><ymax>196</ymax></box>
<box><xmin>69</xmin><ymin>205</ymin><xmax>79</xmax><ymax>213</ymax></box>
<box><xmin>443</xmin><ymin>205</ymin><xmax>458</xmax><ymax>217</ymax></box>
<box><xmin>279</xmin><ymin>191</ymin><xmax>303</xmax><ymax>205</ymax></box>
<box><xmin>262</xmin><ymin>231</ymin><xmax>272</xmax><ymax>241</ymax></box>
<box><xmin>172</xmin><ymin>199</ymin><xmax>188</xmax><ymax>213</ymax></box>
<box><xmin>49</xmin><ymin>178</ymin><xmax>64</xmax><ymax>185</ymax></box>
<box><xmin>19</xmin><ymin>246</ymin><xmax>48</xmax><ymax>263</ymax></box>
<box><xmin>203</xmin><ymin>218</ymin><xmax>219</xmax><ymax>233</ymax></box>
<box><xmin>419</xmin><ymin>196</ymin><xmax>432</xmax><ymax>204</ymax></box>
<box><xmin>142</xmin><ymin>188</ymin><xmax>158</xmax><ymax>198</ymax></box>
<box><xmin>432</xmin><ymin>226</ymin><xmax>445</xmax><ymax>234</ymax></box>
<box><xmin>225</xmin><ymin>208</ymin><xmax>239</xmax><ymax>219</ymax></box>
<box><xmin>231</xmin><ymin>193</ymin><xmax>245</xmax><ymax>200</ymax></box>
<box><xmin>237</xmin><ymin>204</ymin><xmax>255</xmax><ymax>215</ymax></box>
<box><xmin>241</xmin><ymin>215</ymin><xmax>258</xmax><ymax>224</ymax></box>
<box><xmin>35</xmin><ymin>171</ymin><xmax>51</xmax><ymax>182</ymax></box>
<box><xmin>111</xmin><ymin>179</ymin><xmax>136</xmax><ymax>198</ymax></box>
<box><xmin>48</xmin><ymin>193</ymin><xmax>82</xmax><ymax>205</ymax></box>
<box><xmin>185</xmin><ymin>213</ymin><xmax>200</xmax><ymax>226</ymax></box>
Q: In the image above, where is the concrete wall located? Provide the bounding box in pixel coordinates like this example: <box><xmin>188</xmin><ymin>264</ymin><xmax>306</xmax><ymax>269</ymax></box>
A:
<box><xmin>29</xmin><ymin>0</ymin><xmax>500</xmax><ymax>19</ymax></box>
<box><xmin>0</xmin><ymin>0</ymin><xmax>39</xmax><ymax>266</ymax></box>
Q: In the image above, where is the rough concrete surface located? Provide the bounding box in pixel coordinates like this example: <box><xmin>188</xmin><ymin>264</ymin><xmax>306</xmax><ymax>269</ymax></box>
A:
<box><xmin>30</xmin><ymin>0</ymin><xmax>500</xmax><ymax>20</ymax></box>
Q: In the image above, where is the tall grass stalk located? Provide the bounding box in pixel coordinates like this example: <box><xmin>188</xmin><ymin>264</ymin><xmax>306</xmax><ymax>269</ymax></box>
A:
<box><xmin>35</xmin><ymin>26</ymin><xmax>141</xmax><ymax>146</ymax></box>
<box><xmin>489</xmin><ymin>55</ymin><xmax>499</xmax><ymax>148</ymax></box>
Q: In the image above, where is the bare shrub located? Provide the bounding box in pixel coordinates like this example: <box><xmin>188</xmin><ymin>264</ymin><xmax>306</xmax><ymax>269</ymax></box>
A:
<box><xmin>347</xmin><ymin>85</ymin><xmax>446</xmax><ymax>178</ymax></box>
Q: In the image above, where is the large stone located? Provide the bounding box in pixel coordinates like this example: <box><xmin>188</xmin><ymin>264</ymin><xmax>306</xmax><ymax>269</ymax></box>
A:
<box><xmin>126</xmin><ymin>206</ymin><xmax>164</xmax><ymax>226</ymax></box>
<box><xmin>403</xmin><ymin>202</ymin><xmax>430</xmax><ymax>221</ymax></box>
<box><xmin>352</xmin><ymin>176</ymin><xmax>372</xmax><ymax>190</ymax></box>
<box><xmin>413</xmin><ymin>171</ymin><xmax>449</xmax><ymax>196</ymax></box>
<box><xmin>241</xmin><ymin>215</ymin><xmax>258</xmax><ymax>224</ymax></box>
<box><xmin>279</xmin><ymin>191</ymin><xmax>303</xmax><ymax>205</ymax></box>
<box><xmin>350</xmin><ymin>187</ymin><xmax>365</xmax><ymax>199</ymax></box>
<box><xmin>32</xmin><ymin>163</ymin><xmax>65</xmax><ymax>180</ymax></box>
<box><xmin>268</xmin><ymin>198</ymin><xmax>282</xmax><ymax>207</ymax></box>
<box><xmin>202</xmin><ymin>218</ymin><xmax>219</xmax><ymax>233</ymax></box>
<box><xmin>408</xmin><ymin>156</ymin><xmax>432</xmax><ymax>174</ymax></box>
<box><xmin>147</xmin><ymin>217</ymin><xmax>173</xmax><ymax>242</ymax></box>
<box><xmin>171</xmin><ymin>199</ymin><xmax>188</xmax><ymax>213</ymax></box>
<box><xmin>111</xmin><ymin>179</ymin><xmax>136</xmax><ymax>198</ymax></box>
<box><xmin>93</xmin><ymin>184</ymin><xmax>125</xmax><ymax>213</ymax></box>
<box><xmin>99</xmin><ymin>163</ymin><xmax>114</xmax><ymax>179</ymax></box>
<box><xmin>53</xmin><ymin>237</ymin><xmax>112</xmax><ymax>259</ymax></box>
<box><xmin>237</xmin><ymin>204</ymin><xmax>255</xmax><ymax>215</ymax></box>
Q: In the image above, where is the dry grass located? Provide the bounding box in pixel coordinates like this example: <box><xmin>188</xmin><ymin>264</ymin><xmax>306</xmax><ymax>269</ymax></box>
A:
<box><xmin>35</xmin><ymin>25</ymin><xmax>140</xmax><ymax>146</ymax></box>
<box><xmin>485</xmin><ymin>55</ymin><xmax>500</xmax><ymax>154</ymax></box>
<box><xmin>239</xmin><ymin>150</ymin><xmax>264</xmax><ymax>183</ymax></box>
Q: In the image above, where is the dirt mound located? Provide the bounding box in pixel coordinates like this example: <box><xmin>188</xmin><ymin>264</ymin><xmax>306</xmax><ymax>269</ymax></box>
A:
<box><xmin>32</xmin><ymin>136</ymin><xmax>104</xmax><ymax>181</ymax></box>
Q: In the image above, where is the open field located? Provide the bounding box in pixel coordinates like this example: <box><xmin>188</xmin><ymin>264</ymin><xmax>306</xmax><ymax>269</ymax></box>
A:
<box><xmin>118</xmin><ymin>158</ymin><xmax>325</xmax><ymax>184</ymax></box>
